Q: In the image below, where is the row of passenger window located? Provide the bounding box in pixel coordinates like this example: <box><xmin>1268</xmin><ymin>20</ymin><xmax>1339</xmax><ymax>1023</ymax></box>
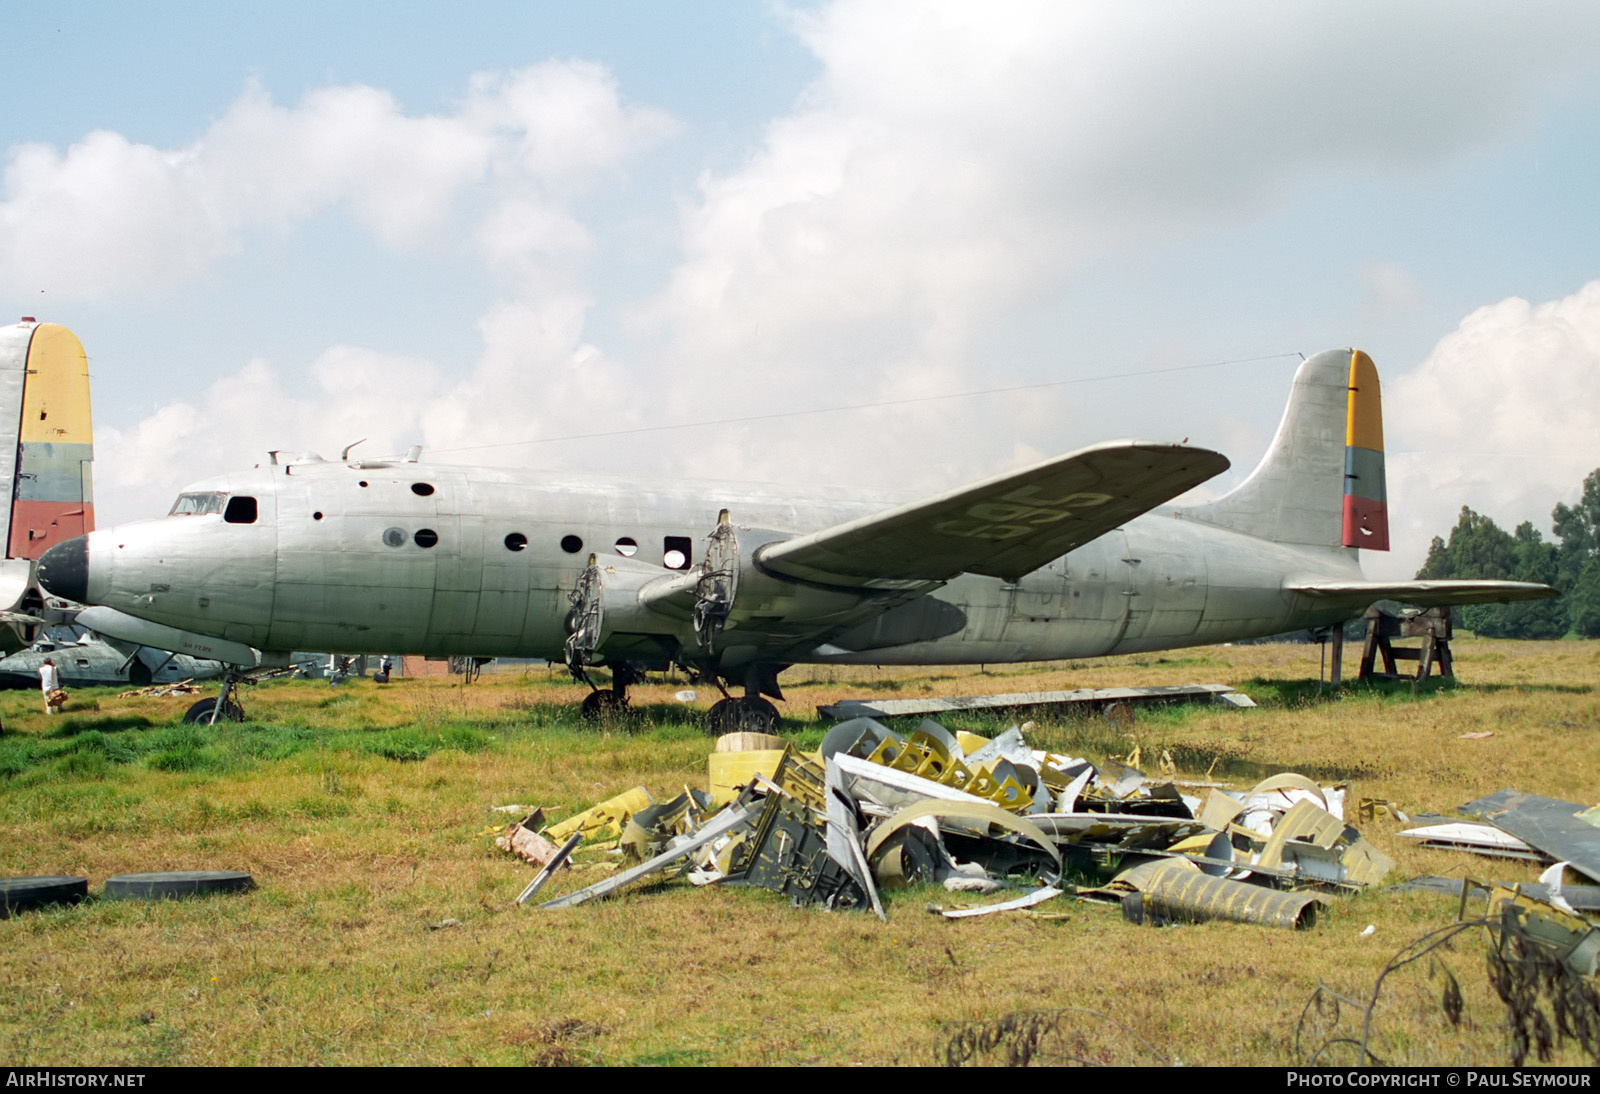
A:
<box><xmin>177</xmin><ymin>485</ymin><xmax>698</xmax><ymax>570</ymax></box>
<box><xmin>379</xmin><ymin>527</ymin><xmax>694</xmax><ymax>569</ymax></box>
<box><xmin>550</xmin><ymin>532</ymin><xmax>694</xmax><ymax>570</ymax></box>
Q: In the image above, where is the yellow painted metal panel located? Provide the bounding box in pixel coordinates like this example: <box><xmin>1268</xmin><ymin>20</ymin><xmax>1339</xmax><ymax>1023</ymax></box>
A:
<box><xmin>21</xmin><ymin>324</ymin><xmax>92</xmax><ymax>446</ymax></box>
<box><xmin>1345</xmin><ymin>350</ymin><xmax>1383</xmax><ymax>452</ymax></box>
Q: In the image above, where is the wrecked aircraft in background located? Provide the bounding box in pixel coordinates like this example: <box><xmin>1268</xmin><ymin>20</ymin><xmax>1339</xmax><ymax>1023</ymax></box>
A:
<box><xmin>0</xmin><ymin>626</ymin><xmax>226</xmax><ymax>690</ymax></box>
<box><xmin>502</xmin><ymin>718</ymin><xmax>1394</xmax><ymax>928</ymax></box>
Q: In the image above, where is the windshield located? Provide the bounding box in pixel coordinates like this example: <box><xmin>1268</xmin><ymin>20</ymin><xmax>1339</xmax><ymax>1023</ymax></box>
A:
<box><xmin>168</xmin><ymin>491</ymin><xmax>226</xmax><ymax>516</ymax></box>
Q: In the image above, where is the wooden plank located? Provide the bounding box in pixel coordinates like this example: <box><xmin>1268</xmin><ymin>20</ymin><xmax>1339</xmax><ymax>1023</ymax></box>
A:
<box><xmin>818</xmin><ymin>683</ymin><xmax>1245</xmax><ymax>720</ymax></box>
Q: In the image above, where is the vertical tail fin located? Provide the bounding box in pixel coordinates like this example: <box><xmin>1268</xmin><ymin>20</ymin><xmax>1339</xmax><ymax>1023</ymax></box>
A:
<box><xmin>1179</xmin><ymin>347</ymin><xmax>1388</xmax><ymax>550</ymax></box>
<box><xmin>0</xmin><ymin>319</ymin><xmax>95</xmax><ymax>559</ymax></box>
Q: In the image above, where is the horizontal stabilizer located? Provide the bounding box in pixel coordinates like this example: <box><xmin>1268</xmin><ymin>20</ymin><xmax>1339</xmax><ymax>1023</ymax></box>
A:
<box><xmin>1287</xmin><ymin>579</ymin><xmax>1559</xmax><ymax>610</ymax></box>
<box><xmin>756</xmin><ymin>442</ymin><xmax>1228</xmax><ymax>588</ymax></box>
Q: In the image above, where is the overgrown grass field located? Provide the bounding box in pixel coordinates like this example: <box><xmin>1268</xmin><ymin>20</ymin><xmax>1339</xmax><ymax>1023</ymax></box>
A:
<box><xmin>2</xmin><ymin>639</ymin><xmax>1596</xmax><ymax>1065</ymax></box>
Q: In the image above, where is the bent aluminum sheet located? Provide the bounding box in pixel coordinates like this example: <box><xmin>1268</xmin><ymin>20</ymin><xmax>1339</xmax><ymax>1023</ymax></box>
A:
<box><xmin>1027</xmin><ymin>812</ymin><xmax>1207</xmax><ymax>850</ymax></box>
<box><xmin>1459</xmin><ymin>789</ymin><xmax>1600</xmax><ymax>885</ymax></box>
<box><xmin>934</xmin><ymin>885</ymin><xmax>1062</xmax><ymax>919</ymax></box>
<box><xmin>1396</xmin><ymin>822</ymin><xmax>1543</xmax><ymax>862</ymax></box>
<box><xmin>1256</xmin><ymin>799</ymin><xmax>1393</xmax><ymax>888</ymax></box>
<box><xmin>832</xmin><ymin>751</ymin><xmax>994</xmax><ymax>813</ymax></box>
<box><xmin>1392</xmin><ymin>875</ymin><xmax>1600</xmax><ymax>913</ymax></box>
<box><xmin>865</xmin><ymin>799</ymin><xmax>1063</xmax><ymax>881</ymax></box>
<box><xmin>538</xmin><ymin>803</ymin><xmax>755</xmax><ymax>910</ymax></box>
<box><xmin>825</xmin><ymin>758</ymin><xmax>885</xmax><ymax>921</ymax></box>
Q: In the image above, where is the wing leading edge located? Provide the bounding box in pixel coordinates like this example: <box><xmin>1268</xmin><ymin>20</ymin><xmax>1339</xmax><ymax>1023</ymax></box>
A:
<box><xmin>755</xmin><ymin>441</ymin><xmax>1229</xmax><ymax>589</ymax></box>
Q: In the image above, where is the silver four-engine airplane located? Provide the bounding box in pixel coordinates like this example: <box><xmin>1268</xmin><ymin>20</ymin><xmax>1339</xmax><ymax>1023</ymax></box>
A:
<box><xmin>36</xmin><ymin>347</ymin><xmax>1556</xmax><ymax>727</ymax></box>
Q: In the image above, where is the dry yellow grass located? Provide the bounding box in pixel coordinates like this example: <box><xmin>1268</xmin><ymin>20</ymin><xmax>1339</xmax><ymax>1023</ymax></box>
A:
<box><xmin>0</xmin><ymin>638</ymin><xmax>1596</xmax><ymax>1066</ymax></box>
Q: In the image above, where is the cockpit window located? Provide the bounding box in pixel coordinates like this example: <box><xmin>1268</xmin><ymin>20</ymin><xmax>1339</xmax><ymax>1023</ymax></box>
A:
<box><xmin>224</xmin><ymin>496</ymin><xmax>258</xmax><ymax>524</ymax></box>
<box><xmin>169</xmin><ymin>492</ymin><xmax>226</xmax><ymax>516</ymax></box>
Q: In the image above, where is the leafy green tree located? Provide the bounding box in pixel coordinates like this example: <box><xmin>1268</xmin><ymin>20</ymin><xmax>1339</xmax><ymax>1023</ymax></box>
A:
<box><xmin>1415</xmin><ymin>508</ymin><xmax>1565</xmax><ymax>638</ymax></box>
<box><xmin>1416</xmin><ymin>506</ymin><xmax>1516</xmax><ymax>581</ymax></box>
<box><xmin>1462</xmin><ymin>521</ymin><xmax>1566</xmax><ymax>638</ymax></box>
<box><xmin>1553</xmin><ymin>468</ymin><xmax>1600</xmax><ymax>636</ymax></box>
<box><xmin>1569</xmin><ymin>560</ymin><xmax>1600</xmax><ymax>637</ymax></box>
<box><xmin>1416</xmin><ymin>469</ymin><xmax>1600</xmax><ymax>638</ymax></box>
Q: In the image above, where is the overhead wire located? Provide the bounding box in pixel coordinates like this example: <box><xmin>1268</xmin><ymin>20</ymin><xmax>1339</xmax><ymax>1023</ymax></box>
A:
<box><xmin>428</xmin><ymin>351</ymin><xmax>1300</xmax><ymax>455</ymax></box>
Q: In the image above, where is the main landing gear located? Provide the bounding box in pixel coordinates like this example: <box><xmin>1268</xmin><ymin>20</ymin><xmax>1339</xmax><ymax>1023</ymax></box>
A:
<box><xmin>578</xmin><ymin>664</ymin><xmax>637</xmax><ymax>723</ymax></box>
<box><xmin>704</xmin><ymin>662</ymin><xmax>786</xmax><ymax>734</ymax></box>
<box><xmin>579</xmin><ymin>685</ymin><xmax>628</xmax><ymax>721</ymax></box>
<box><xmin>706</xmin><ymin>695</ymin><xmax>779</xmax><ymax>734</ymax></box>
<box><xmin>572</xmin><ymin>663</ymin><xmax>785</xmax><ymax>734</ymax></box>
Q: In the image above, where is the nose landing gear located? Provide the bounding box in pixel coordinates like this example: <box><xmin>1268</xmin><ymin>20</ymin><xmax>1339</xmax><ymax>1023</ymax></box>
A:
<box><xmin>181</xmin><ymin>669</ymin><xmax>248</xmax><ymax>724</ymax></box>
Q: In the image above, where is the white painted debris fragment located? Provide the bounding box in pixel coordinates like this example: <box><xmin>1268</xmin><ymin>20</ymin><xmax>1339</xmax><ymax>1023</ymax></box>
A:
<box><xmin>933</xmin><ymin>886</ymin><xmax>1062</xmax><ymax>919</ymax></box>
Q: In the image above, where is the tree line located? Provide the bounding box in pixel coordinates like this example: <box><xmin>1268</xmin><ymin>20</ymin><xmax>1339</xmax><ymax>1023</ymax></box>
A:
<box><xmin>1416</xmin><ymin>467</ymin><xmax>1600</xmax><ymax>638</ymax></box>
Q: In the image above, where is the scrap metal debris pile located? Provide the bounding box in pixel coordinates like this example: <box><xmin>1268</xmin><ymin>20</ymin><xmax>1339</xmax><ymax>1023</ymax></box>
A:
<box><xmin>1393</xmin><ymin>789</ymin><xmax>1600</xmax><ymax>975</ymax></box>
<box><xmin>498</xmin><ymin>718</ymin><xmax>1393</xmax><ymax>926</ymax></box>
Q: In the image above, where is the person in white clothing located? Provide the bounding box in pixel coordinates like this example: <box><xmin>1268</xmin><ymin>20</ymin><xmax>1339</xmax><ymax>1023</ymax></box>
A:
<box><xmin>39</xmin><ymin>657</ymin><xmax>60</xmax><ymax>715</ymax></box>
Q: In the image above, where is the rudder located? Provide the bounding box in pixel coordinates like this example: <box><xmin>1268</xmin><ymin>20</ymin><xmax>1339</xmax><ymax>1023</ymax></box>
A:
<box><xmin>1341</xmin><ymin>350</ymin><xmax>1387</xmax><ymax>550</ymax></box>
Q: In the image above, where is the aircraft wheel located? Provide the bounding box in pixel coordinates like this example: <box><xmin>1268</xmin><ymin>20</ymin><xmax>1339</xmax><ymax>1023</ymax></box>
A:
<box><xmin>182</xmin><ymin>697</ymin><xmax>244</xmax><ymax>724</ymax></box>
<box><xmin>706</xmin><ymin>698</ymin><xmax>738</xmax><ymax>735</ymax></box>
<box><xmin>741</xmin><ymin>697</ymin><xmax>779</xmax><ymax>732</ymax></box>
<box><xmin>706</xmin><ymin>697</ymin><xmax>778</xmax><ymax>735</ymax></box>
<box><xmin>579</xmin><ymin>690</ymin><xmax>627</xmax><ymax>722</ymax></box>
<box><xmin>103</xmin><ymin>871</ymin><xmax>254</xmax><ymax>902</ymax></box>
<box><xmin>0</xmin><ymin>875</ymin><xmax>88</xmax><ymax>918</ymax></box>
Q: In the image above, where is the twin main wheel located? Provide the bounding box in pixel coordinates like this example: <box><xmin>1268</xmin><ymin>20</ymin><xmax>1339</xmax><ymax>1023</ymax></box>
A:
<box><xmin>706</xmin><ymin>696</ymin><xmax>779</xmax><ymax>734</ymax></box>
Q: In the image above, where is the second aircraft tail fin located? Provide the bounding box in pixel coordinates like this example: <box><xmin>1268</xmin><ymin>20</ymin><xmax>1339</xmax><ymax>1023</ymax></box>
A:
<box><xmin>1178</xmin><ymin>347</ymin><xmax>1388</xmax><ymax>551</ymax></box>
<box><xmin>0</xmin><ymin>318</ymin><xmax>95</xmax><ymax>560</ymax></box>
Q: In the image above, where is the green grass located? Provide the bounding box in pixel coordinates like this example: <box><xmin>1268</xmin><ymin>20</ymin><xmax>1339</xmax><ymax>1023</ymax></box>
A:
<box><xmin>0</xmin><ymin>642</ymin><xmax>1596</xmax><ymax>1065</ymax></box>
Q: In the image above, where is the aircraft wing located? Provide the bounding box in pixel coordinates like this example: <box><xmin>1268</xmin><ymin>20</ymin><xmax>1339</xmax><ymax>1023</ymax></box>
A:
<box><xmin>755</xmin><ymin>442</ymin><xmax>1228</xmax><ymax>588</ymax></box>
<box><xmin>1287</xmin><ymin>579</ymin><xmax>1560</xmax><ymax>609</ymax></box>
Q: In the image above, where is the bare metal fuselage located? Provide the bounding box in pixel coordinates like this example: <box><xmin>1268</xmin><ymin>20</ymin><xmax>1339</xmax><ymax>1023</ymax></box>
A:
<box><xmin>74</xmin><ymin>459</ymin><xmax>1362</xmax><ymax>668</ymax></box>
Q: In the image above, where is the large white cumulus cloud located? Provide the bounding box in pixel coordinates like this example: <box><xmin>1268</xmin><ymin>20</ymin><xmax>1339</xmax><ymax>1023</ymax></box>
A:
<box><xmin>1382</xmin><ymin>281</ymin><xmax>1600</xmax><ymax>578</ymax></box>
<box><xmin>637</xmin><ymin>0</ymin><xmax>1600</xmax><ymax>489</ymax></box>
<box><xmin>0</xmin><ymin>61</ymin><xmax>675</xmax><ymax>299</ymax></box>
<box><xmin>17</xmin><ymin>1</ymin><xmax>1600</xmax><ymax>536</ymax></box>
<box><xmin>65</xmin><ymin>62</ymin><xmax>674</xmax><ymax>520</ymax></box>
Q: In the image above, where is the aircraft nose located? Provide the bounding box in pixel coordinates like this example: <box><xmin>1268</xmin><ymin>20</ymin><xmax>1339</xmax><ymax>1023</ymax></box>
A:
<box><xmin>37</xmin><ymin>535</ymin><xmax>89</xmax><ymax>603</ymax></box>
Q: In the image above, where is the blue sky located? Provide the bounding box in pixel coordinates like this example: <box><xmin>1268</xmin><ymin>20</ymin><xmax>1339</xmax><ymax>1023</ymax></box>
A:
<box><xmin>4</xmin><ymin>1</ymin><xmax>1600</xmax><ymax>579</ymax></box>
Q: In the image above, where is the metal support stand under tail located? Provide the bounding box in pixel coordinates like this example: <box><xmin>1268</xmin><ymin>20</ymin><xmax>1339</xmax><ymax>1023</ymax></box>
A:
<box><xmin>1316</xmin><ymin>624</ymin><xmax>1346</xmax><ymax>688</ymax></box>
<box><xmin>1358</xmin><ymin>605</ymin><xmax>1454</xmax><ymax>683</ymax></box>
